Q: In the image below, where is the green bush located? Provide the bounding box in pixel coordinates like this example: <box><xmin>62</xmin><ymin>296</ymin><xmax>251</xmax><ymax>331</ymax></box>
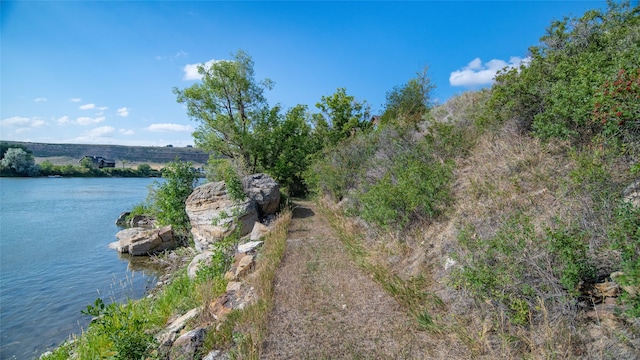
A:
<box><xmin>305</xmin><ymin>131</ymin><xmax>378</xmax><ymax>201</ymax></box>
<box><xmin>545</xmin><ymin>222</ymin><xmax>596</xmax><ymax>296</ymax></box>
<box><xmin>609</xmin><ymin>202</ymin><xmax>640</xmax><ymax>317</ymax></box>
<box><xmin>453</xmin><ymin>214</ymin><xmax>539</xmax><ymax>325</ymax></box>
<box><xmin>490</xmin><ymin>1</ymin><xmax>639</xmax><ymax>148</ymax></box>
<box><xmin>358</xmin><ymin>144</ymin><xmax>453</xmax><ymax>230</ymax></box>
<box><xmin>207</xmin><ymin>158</ymin><xmax>246</xmax><ymax>201</ymax></box>
<box><xmin>151</xmin><ymin>160</ymin><xmax>199</xmax><ymax>234</ymax></box>
<box><xmin>80</xmin><ymin>298</ymin><xmax>156</xmax><ymax>360</ymax></box>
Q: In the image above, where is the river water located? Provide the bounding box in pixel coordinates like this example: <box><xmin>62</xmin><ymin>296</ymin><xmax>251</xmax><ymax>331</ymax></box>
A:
<box><xmin>0</xmin><ymin>177</ymin><xmax>162</xmax><ymax>359</ymax></box>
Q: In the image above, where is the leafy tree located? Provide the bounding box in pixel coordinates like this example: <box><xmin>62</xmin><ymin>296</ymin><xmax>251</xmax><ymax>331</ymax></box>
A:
<box><xmin>269</xmin><ymin>105</ymin><xmax>321</xmax><ymax>195</ymax></box>
<box><xmin>137</xmin><ymin>163</ymin><xmax>152</xmax><ymax>176</ymax></box>
<box><xmin>0</xmin><ymin>148</ymin><xmax>39</xmax><ymax>176</ymax></box>
<box><xmin>80</xmin><ymin>157</ymin><xmax>95</xmax><ymax>169</ymax></box>
<box><xmin>151</xmin><ymin>160</ymin><xmax>199</xmax><ymax>235</ymax></box>
<box><xmin>380</xmin><ymin>67</ymin><xmax>435</xmax><ymax>127</ymax></box>
<box><xmin>315</xmin><ymin>87</ymin><xmax>372</xmax><ymax>144</ymax></box>
<box><xmin>1</xmin><ymin>142</ymin><xmax>31</xmax><ymax>159</ymax></box>
<box><xmin>174</xmin><ymin>50</ymin><xmax>274</xmax><ymax>173</ymax></box>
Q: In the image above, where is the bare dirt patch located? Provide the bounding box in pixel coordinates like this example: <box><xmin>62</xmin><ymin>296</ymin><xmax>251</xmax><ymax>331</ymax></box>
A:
<box><xmin>261</xmin><ymin>201</ymin><xmax>432</xmax><ymax>359</ymax></box>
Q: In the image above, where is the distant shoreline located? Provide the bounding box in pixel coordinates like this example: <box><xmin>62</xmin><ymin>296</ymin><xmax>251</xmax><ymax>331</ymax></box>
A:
<box><xmin>2</xmin><ymin>140</ymin><xmax>210</xmax><ymax>167</ymax></box>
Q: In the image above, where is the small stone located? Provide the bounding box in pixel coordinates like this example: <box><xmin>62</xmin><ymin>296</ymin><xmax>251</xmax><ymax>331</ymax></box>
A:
<box><xmin>238</xmin><ymin>240</ymin><xmax>263</xmax><ymax>253</ymax></box>
<box><xmin>226</xmin><ymin>281</ymin><xmax>242</xmax><ymax>292</ymax></box>
<box><xmin>250</xmin><ymin>222</ymin><xmax>271</xmax><ymax>241</ymax></box>
<box><xmin>234</xmin><ymin>255</ymin><xmax>254</xmax><ymax>279</ymax></box>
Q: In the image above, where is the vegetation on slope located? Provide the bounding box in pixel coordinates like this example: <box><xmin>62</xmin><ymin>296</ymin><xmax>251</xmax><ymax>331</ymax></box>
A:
<box><xmin>42</xmin><ymin>1</ymin><xmax>639</xmax><ymax>358</ymax></box>
<box><xmin>308</xmin><ymin>1</ymin><xmax>638</xmax><ymax>357</ymax></box>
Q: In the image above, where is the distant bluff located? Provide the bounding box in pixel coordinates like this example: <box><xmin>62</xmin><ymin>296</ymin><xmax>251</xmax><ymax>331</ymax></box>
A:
<box><xmin>3</xmin><ymin>141</ymin><xmax>210</xmax><ymax>164</ymax></box>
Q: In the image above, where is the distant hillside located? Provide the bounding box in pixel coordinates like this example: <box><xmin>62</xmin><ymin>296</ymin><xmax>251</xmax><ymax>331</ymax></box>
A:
<box><xmin>2</xmin><ymin>141</ymin><xmax>210</xmax><ymax>165</ymax></box>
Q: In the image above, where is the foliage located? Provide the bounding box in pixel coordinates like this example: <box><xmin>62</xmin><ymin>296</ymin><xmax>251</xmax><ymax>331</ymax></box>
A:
<box><xmin>137</xmin><ymin>163</ymin><xmax>153</xmax><ymax>176</ymax></box>
<box><xmin>0</xmin><ymin>142</ymin><xmax>31</xmax><ymax>159</ymax></box>
<box><xmin>174</xmin><ymin>49</ymin><xmax>274</xmax><ymax>174</ymax></box>
<box><xmin>609</xmin><ymin>203</ymin><xmax>640</xmax><ymax>317</ymax></box>
<box><xmin>0</xmin><ymin>147</ymin><xmax>39</xmax><ymax>176</ymax></box>
<box><xmin>545</xmin><ymin>222</ymin><xmax>596</xmax><ymax>296</ymax></box>
<box><xmin>315</xmin><ymin>87</ymin><xmax>372</xmax><ymax>144</ymax></box>
<box><xmin>261</xmin><ymin>105</ymin><xmax>322</xmax><ymax>196</ymax></box>
<box><xmin>453</xmin><ymin>214</ymin><xmax>540</xmax><ymax>325</ymax></box>
<box><xmin>80</xmin><ymin>156</ymin><xmax>95</xmax><ymax>169</ymax></box>
<box><xmin>357</xmin><ymin>141</ymin><xmax>453</xmax><ymax>230</ymax></box>
<box><xmin>380</xmin><ymin>66</ymin><xmax>435</xmax><ymax>127</ymax></box>
<box><xmin>305</xmin><ymin>130</ymin><xmax>378</xmax><ymax>201</ymax></box>
<box><xmin>207</xmin><ymin>158</ymin><xmax>247</xmax><ymax>201</ymax></box>
<box><xmin>150</xmin><ymin>160</ymin><xmax>199</xmax><ymax>234</ymax></box>
<box><xmin>490</xmin><ymin>1</ymin><xmax>640</xmax><ymax>147</ymax></box>
<box><xmin>80</xmin><ymin>298</ymin><xmax>156</xmax><ymax>360</ymax></box>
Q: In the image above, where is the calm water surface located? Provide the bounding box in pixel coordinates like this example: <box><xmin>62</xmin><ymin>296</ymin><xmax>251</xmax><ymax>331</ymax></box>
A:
<box><xmin>0</xmin><ymin>177</ymin><xmax>161</xmax><ymax>359</ymax></box>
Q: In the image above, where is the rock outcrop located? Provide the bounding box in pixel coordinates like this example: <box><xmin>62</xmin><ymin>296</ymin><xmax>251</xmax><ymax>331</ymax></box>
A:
<box><xmin>185</xmin><ymin>174</ymin><xmax>280</xmax><ymax>252</ymax></box>
<box><xmin>242</xmin><ymin>173</ymin><xmax>280</xmax><ymax>216</ymax></box>
<box><xmin>185</xmin><ymin>181</ymin><xmax>258</xmax><ymax>252</ymax></box>
<box><xmin>110</xmin><ymin>225</ymin><xmax>177</xmax><ymax>256</ymax></box>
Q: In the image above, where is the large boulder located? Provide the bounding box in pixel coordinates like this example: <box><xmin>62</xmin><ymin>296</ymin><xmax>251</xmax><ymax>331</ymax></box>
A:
<box><xmin>242</xmin><ymin>173</ymin><xmax>280</xmax><ymax>216</ymax></box>
<box><xmin>186</xmin><ymin>181</ymin><xmax>258</xmax><ymax>252</ymax></box>
<box><xmin>110</xmin><ymin>225</ymin><xmax>177</xmax><ymax>256</ymax></box>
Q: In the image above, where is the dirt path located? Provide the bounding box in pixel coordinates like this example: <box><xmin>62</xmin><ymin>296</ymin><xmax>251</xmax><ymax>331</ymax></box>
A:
<box><xmin>261</xmin><ymin>201</ymin><xmax>431</xmax><ymax>359</ymax></box>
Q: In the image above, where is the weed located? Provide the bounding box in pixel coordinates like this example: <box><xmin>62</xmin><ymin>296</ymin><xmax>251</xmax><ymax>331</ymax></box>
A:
<box><xmin>545</xmin><ymin>222</ymin><xmax>596</xmax><ymax>296</ymax></box>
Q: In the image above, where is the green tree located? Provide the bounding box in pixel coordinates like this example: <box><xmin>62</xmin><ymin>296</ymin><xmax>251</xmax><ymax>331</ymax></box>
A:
<box><xmin>0</xmin><ymin>148</ymin><xmax>39</xmax><ymax>176</ymax></box>
<box><xmin>80</xmin><ymin>157</ymin><xmax>95</xmax><ymax>169</ymax></box>
<box><xmin>380</xmin><ymin>67</ymin><xmax>435</xmax><ymax>127</ymax></box>
<box><xmin>1</xmin><ymin>142</ymin><xmax>31</xmax><ymax>159</ymax></box>
<box><xmin>137</xmin><ymin>163</ymin><xmax>152</xmax><ymax>176</ymax></box>
<box><xmin>151</xmin><ymin>160</ymin><xmax>199</xmax><ymax>235</ymax></box>
<box><xmin>270</xmin><ymin>105</ymin><xmax>321</xmax><ymax>195</ymax></box>
<box><xmin>315</xmin><ymin>87</ymin><xmax>372</xmax><ymax>144</ymax></box>
<box><xmin>174</xmin><ymin>50</ymin><xmax>274</xmax><ymax>173</ymax></box>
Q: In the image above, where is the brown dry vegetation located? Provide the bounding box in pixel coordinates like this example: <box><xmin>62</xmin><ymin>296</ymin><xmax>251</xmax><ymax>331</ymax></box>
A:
<box><xmin>314</xmin><ymin>118</ymin><xmax>639</xmax><ymax>359</ymax></box>
<box><xmin>278</xmin><ymin>85</ymin><xmax>637</xmax><ymax>358</ymax></box>
<box><xmin>261</xmin><ymin>201</ymin><xmax>440</xmax><ymax>359</ymax></box>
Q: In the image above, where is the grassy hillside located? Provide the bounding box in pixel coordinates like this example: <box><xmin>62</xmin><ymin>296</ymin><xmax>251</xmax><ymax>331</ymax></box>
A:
<box><xmin>2</xmin><ymin>141</ymin><xmax>210</xmax><ymax>166</ymax></box>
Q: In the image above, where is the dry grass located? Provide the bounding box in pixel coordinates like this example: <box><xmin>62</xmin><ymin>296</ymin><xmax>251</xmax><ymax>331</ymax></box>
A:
<box><xmin>259</xmin><ymin>201</ymin><xmax>454</xmax><ymax>359</ymax></box>
<box><xmin>203</xmin><ymin>208</ymin><xmax>292</xmax><ymax>359</ymax></box>
<box><xmin>318</xmin><ymin>118</ymin><xmax>638</xmax><ymax>358</ymax></box>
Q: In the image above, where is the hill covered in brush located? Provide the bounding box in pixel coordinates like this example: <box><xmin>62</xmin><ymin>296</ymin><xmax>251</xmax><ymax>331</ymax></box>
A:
<box><xmin>1</xmin><ymin>141</ymin><xmax>209</xmax><ymax>165</ymax></box>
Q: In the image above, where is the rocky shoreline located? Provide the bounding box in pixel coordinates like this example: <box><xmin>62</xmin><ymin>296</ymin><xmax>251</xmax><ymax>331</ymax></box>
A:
<box><xmin>103</xmin><ymin>173</ymin><xmax>282</xmax><ymax>359</ymax></box>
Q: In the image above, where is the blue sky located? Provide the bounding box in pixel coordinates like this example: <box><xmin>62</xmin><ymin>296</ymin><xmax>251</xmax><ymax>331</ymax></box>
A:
<box><xmin>1</xmin><ymin>1</ymin><xmax>612</xmax><ymax>147</ymax></box>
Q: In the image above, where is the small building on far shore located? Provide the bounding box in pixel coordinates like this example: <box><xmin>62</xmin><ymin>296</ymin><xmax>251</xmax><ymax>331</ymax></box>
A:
<box><xmin>80</xmin><ymin>156</ymin><xmax>116</xmax><ymax>168</ymax></box>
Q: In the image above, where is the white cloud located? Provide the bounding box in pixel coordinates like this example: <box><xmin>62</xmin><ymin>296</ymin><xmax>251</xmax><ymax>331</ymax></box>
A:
<box><xmin>449</xmin><ymin>56</ymin><xmax>530</xmax><ymax>87</ymax></box>
<box><xmin>86</xmin><ymin>126</ymin><xmax>115</xmax><ymax>137</ymax></box>
<box><xmin>156</xmin><ymin>50</ymin><xmax>189</xmax><ymax>62</ymax></box>
<box><xmin>146</xmin><ymin>123</ymin><xmax>194</xmax><ymax>132</ymax></box>
<box><xmin>119</xmin><ymin>128</ymin><xmax>135</xmax><ymax>135</ymax></box>
<box><xmin>2</xmin><ymin>116</ymin><xmax>31</xmax><ymax>126</ymax></box>
<box><xmin>116</xmin><ymin>107</ymin><xmax>130</xmax><ymax>117</ymax></box>
<box><xmin>57</xmin><ymin>116</ymin><xmax>71</xmax><ymax>125</ymax></box>
<box><xmin>79</xmin><ymin>103</ymin><xmax>96</xmax><ymax>110</ymax></box>
<box><xmin>34</xmin><ymin>97</ymin><xmax>48</xmax><ymax>103</ymax></box>
<box><xmin>77</xmin><ymin>116</ymin><xmax>106</xmax><ymax>126</ymax></box>
<box><xmin>70</xmin><ymin>98</ymin><xmax>82</xmax><ymax>102</ymax></box>
<box><xmin>1</xmin><ymin>116</ymin><xmax>47</xmax><ymax>133</ymax></box>
<box><xmin>97</xmin><ymin>106</ymin><xmax>108</xmax><ymax>111</ymax></box>
<box><xmin>183</xmin><ymin>59</ymin><xmax>220</xmax><ymax>80</ymax></box>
